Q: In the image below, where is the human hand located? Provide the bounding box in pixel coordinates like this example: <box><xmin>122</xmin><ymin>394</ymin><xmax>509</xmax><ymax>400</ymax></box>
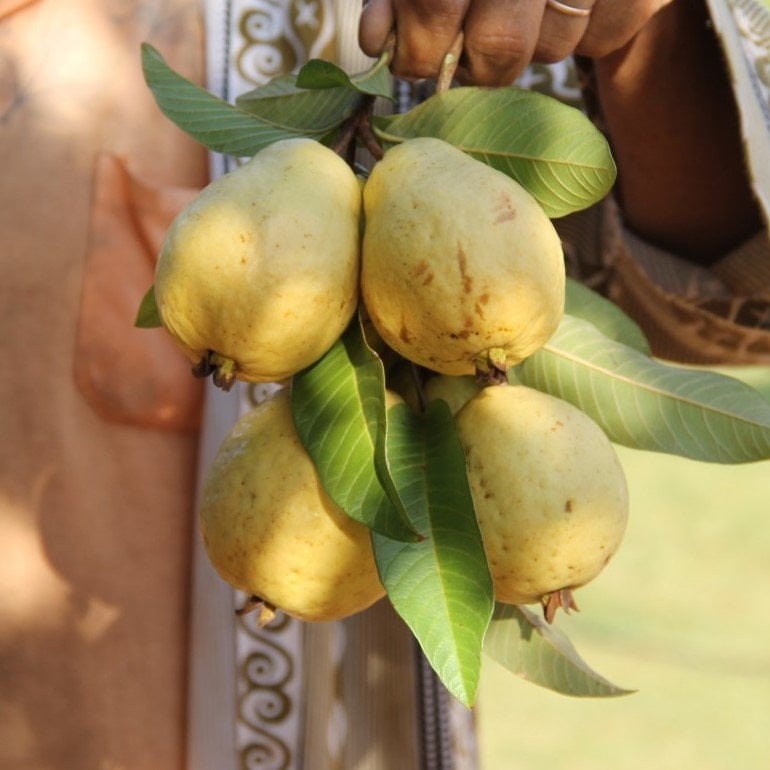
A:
<box><xmin>359</xmin><ymin>0</ymin><xmax>674</xmax><ymax>86</ymax></box>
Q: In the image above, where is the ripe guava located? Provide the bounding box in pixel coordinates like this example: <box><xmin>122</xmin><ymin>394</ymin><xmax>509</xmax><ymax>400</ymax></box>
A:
<box><xmin>361</xmin><ymin>137</ymin><xmax>564</xmax><ymax>378</ymax></box>
<box><xmin>154</xmin><ymin>138</ymin><xmax>361</xmax><ymax>389</ymax></box>
<box><xmin>199</xmin><ymin>388</ymin><xmax>385</xmax><ymax>622</ymax></box>
<box><xmin>456</xmin><ymin>384</ymin><xmax>628</xmax><ymax>620</ymax></box>
<box><xmin>424</xmin><ymin>374</ymin><xmax>482</xmax><ymax>416</ymax></box>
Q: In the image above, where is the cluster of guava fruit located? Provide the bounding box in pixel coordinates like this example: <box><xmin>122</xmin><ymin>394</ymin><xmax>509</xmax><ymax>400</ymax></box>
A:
<box><xmin>154</xmin><ymin>135</ymin><xmax>629</xmax><ymax>624</ymax></box>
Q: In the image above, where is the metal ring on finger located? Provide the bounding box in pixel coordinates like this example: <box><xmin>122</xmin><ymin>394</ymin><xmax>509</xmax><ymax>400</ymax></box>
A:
<box><xmin>545</xmin><ymin>0</ymin><xmax>592</xmax><ymax>18</ymax></box>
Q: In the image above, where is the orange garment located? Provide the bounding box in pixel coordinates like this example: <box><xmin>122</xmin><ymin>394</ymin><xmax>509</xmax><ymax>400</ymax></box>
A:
<box><xmin>0</xmin><ymin>1</ymin><xmax>207</xmax><ymax>767</ymax></box>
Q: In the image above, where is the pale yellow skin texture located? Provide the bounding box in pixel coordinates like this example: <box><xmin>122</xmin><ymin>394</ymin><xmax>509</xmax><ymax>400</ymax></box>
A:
<box><xmin>424</xmin><ymin>374</ymin><xmax>482</xmax><ymax>416</ymax></box>
<box><xmin>361</xmin><ymin>137</ymin><xmax>565</xmax><ymax>376</ymax></box>
<box><xmin>456</xmin><ymin>385</ymin><xmax>629</xmax><ymax>606</ymax></box>
<box><xmin>199</xmin><ymin>388</ymin><xmax>385</xmax><ymax>622</ymax></box>
<box><xmin>155</xmin><ymin>138</ymin><xmax>361</xmax><ymax>382</ymax></box>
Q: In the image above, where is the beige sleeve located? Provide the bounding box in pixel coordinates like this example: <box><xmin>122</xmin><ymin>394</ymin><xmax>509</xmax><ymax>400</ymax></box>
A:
<box><xmin>557</xmin><ymin>198</ymin><xmax>770</xmax><ymax>365</ymax></box>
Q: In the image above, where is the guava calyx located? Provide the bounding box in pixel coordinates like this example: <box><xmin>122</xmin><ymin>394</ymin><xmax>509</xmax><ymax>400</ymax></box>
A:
<box><xmin>235</xmin><ymin>594</ymin><xmax>278</xmax><ymax>627</ymax></box>
<box><xmin>541</xmin><ymin>587</ymin><xmax>580</xmax><ymax>624</ymax></box>
<box><xmin>474</xmin><ymin>347</ymin><xmax>509</xmax><ymax>385</ymax></box>
<box><xmin>191</xmin><ymin>350</ymin><xmax>239</xmax><ymax>392</ymax></box>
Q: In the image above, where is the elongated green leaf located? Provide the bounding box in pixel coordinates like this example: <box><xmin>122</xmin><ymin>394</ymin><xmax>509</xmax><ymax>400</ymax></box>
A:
<box><xmin>565</xmin><ymin>278</ymin><xmax>650</xmax><ymax>354</ymax></box>
<box><xmin>699</xmin><ymin>364</ymin><xmax>770</xmax><ymax>402</ymax></box>
<box><xmin>515</xmin><ymin>314</ymin><xmax>770</xmax><ymax>462</ymax></box>
<box><xmin>373</xmin><ymin>87</ymin><xmax>616</xmax><ymax>218</ymax></box>
<box><xmin>374</xmin><ymin>401</ymin><xmax>494</xmax><ymax>706</ymax></box>
<box><xmin>134</xmin><ymin>285</ymin><xmax>162</xmax><ymax>328</ymax></box>
<box><xmin>238</xmin><ymin>74</ymin><xmax>303</xmax><ymax>99</ymax></box>
<box><xmin>236</xmin><ymin>74</ymin><xmax>360</xmax><ymax>132</ymax></box>
<box><xmin>484</xmin><ymin>604</ymin><xmax>633</xmax><ymax>697</ymax></box>
<box><xmin>141</xmin><ymin>43</ymin><xmax>309</xmax><ymax>157</ymax></box>
<box><xmin>292</xmin><ymin>320</ymin><xmax>418</xmax><ymax>542</ymax></box>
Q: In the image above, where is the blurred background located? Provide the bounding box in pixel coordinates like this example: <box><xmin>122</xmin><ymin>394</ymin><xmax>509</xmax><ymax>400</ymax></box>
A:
<box><xmin>477</xmin><ymin>442</ymin><xmax>770</xmax><ymax>770</ymax></box>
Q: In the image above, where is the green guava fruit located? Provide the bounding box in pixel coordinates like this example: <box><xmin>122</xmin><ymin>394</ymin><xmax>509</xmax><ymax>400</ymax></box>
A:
<box><xmin>199</xmin><ymin>388</ymin><xmax>386</xmax><ymax>622</ymax></box>
<box><xmin>456</xmin><ymin>384</ymin><xmax>628</xmax><ymax>621</ymax></box>
<box><xmin>361</xmin><ymin>137</ymin><xmax>565</xmax><ymax>378</ymax></box>
<box><xmin>154</xmin><ymin>138</ymin><xmax>361</xmax><ymax>389</ymax></box>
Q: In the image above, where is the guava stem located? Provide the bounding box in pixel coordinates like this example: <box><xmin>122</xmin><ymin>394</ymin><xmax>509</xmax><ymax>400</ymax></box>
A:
<box><xmin>437</xmin><ymin>32</ymin><xmax>464</xmax><ymax>93</ymax></box>
<box><xmin>356</xmin><ymin>98</ymin><xmax>383</xmax><ymax>161</ymax></box>
<box><xmin>542</xmin><ymin>588</ymin><xmax>579</xmax><ymax>624</ymax></box>
<box><xmin>474</xmin><ymin>348</ymin><xmax>508</xmax><ymax>386</ymax></box>
<box><xmin>332</xmin><ymin>95</ymin><xmax>383</xmax><ymax>164</ymax></box>
<box><xmin>379</xmin><ymin>31</ymin><xmax>396</xmax><ymax>67</ymax></box>
<box><xmin>330</xmin><ymin>114</ymin><xmax>360</xmax><ymax>158</ymax></box>
<box><xmin>210</xmin><ymin>353</ymin><xmax>239</xmax><ymax>392</ymax></box>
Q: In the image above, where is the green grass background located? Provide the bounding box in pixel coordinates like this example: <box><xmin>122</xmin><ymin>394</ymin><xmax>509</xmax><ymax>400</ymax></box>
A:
<box><xmin>477</xmin><ymin>445</ymin><xmax>770</xmax><ymax>770</ymax></box>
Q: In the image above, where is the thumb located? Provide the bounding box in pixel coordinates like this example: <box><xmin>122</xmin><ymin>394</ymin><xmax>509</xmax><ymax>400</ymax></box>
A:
<box><xmin>358</xmin><ymin>0</ymin><xmax>395</xmax><ymax>57</ymax></box>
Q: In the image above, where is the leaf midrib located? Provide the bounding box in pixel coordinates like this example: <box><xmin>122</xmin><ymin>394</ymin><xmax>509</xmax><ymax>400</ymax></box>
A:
<box><xmin>542</xmin><ymin>338</ymin><xmax>770</xmax><ymax>430</ymax></box>
<box><xmin>393</xmin><ymin>426</ymin><xmax>476</xmax><ymax>702</ymax></box>
<box><xmin>373</xmin><ymin>126</ymin><xmax>611</xmax><ymax>171</ymax></box>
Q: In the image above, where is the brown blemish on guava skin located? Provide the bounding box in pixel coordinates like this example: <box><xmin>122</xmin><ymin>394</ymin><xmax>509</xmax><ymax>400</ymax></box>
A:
<box><xmin>475</xmin><ymin>302</ymin><xmax>485</xmax><ymax>319</ymax></box>
<box><xmin>413</xmin><ymin>260</ymin><xmax>434</xmax><ymax>285</ymax></box>
<box><xmin>457</xmin><ymin>247</ymin><xmax>473</xmax><ymax>293</ymax></box>
<box><xmin>493</xmin><ymin>193</ymin><xmax>517</xmax><ymax>224</ymax></box>
<box><xmin>400</xmin><ymin>323</ymin><xmax>411</xmax><ymax>344</ymax></box>
<box><xmin>564</xmin><ymin>499</ymin><xmax>573</xmax><ymax>513</ymax></box>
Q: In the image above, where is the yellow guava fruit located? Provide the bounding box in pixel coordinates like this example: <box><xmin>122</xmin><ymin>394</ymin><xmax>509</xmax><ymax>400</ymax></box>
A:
<box><xmin>424</xmin><ymin>374</ymin><xmax>482</xmax><ymax>416</ymax></box>
<box><xmin>455</xmin><ymin>384</ymin><xmax>628</xmax><ymax>620</ymax></box>
<box><xmin>361</xmin><ymin>137</ymin><xmax>565</xmax><ymax>377</ymax></box>
<box><xmin>199</xmin><ymin>387</ymin><xmax>386</xmax><ymax>623</ymax></box>
<box><xmin>154</xmin><ymin>138</ymin><xmax>361</xmax><ymax>389</ymax></box>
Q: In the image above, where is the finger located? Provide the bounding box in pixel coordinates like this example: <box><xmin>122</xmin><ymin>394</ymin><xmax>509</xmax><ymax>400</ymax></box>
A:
<box><xmin>576</xmin><ymin>0</ymin><xmax>673</xmax><ymax>58</ymax></box>
<box><xmin>387</xmin><ymin>0</ymin><xmax>470</xmax><ymax>80</ymax></box>
<box><xmin>462</xmin><ymin>0</ymin><xmax>545</xmax><ymax>86</ymax></box>
<box><xmin>535</xmin><ymin>0</ymin><xmax>596</xmax><ymax>64</ymax></box>
<box><xmin>359</xmin><ymin>0</ymin><xmax>395</xmax><ymax>58</ymax></box>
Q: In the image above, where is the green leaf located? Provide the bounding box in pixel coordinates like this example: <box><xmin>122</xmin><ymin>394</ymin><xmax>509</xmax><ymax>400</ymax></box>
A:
<box><xmin>484</xmin><ymin>604</ymin><xmax>634</xmax><ymax>697</ymax></box>
<box><xmin>565</xmin><ymin>278</ymin><xmax>650</xmax><ymax>354</ymax></box>
<box><xmin>296</xmin><ymin>59</ymin><xmax>354</xmax><ymax>89</ymax></box>
<box><xmin>134</xmin><ymin>285</ymin><xmax>162</xmax><ymax>328</ymax></box>
<box><xmin>515</xmin><ymin>314</ymin><xmax>770</xmax><ymax>463</ymax></box>
<box><xmin>374</xmin><ymin>401</ymin><xmax>494</xmax><ymax>707</ymax></box>
<box><xmin>236</xmin><ymin>74</ymin><xmax>360</xmax><ymax>133</ymax></box>
<box><xmin>297</xmin><ymin>52</ymin><xmax>394</xmax><ymax>100</ymax></box>
<box><xmin>141</xmin><ymin>43</ymin><xmax>310</xmax><ymax>157</ymax></box>
<box><xmin>700</xmin><ymin>364</ymin><xmax>770</xmax><ymax>402</ymax></box>
<box><xmin>291</xmin><ymin>319</ymin><xmax>419</xmax><ymax>542</ymax></box>
<box><xmin>373</xmin><ymin>87</ymin><xmax>616</xmax><ymax>218</ymax></box>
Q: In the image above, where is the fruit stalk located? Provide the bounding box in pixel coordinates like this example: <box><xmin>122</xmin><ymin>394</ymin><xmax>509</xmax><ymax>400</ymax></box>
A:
<box><xmin>437</xmin><ymin>32</ymin><xmax>464</xmax><ymax>93</ymax></box>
